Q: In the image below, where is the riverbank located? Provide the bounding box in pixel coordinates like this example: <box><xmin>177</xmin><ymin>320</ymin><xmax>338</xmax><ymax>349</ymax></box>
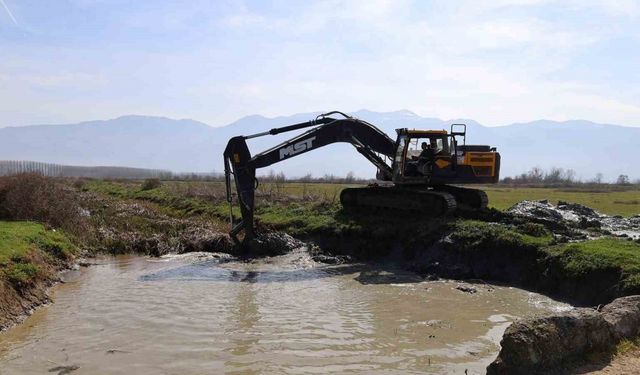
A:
<box><xmin>0</xmin><ymin>221</ymin><xmax>78</xmax><ymax>330</ymax></box>
<box><xmin>488</xmin><ymin>295</ymin><xmax>640</xmax><ymax>374</ymax></box>
<box><xmin>1</xmin><ymin>176</ymin><xmax>639</xmax><ymax>373</ymax></box>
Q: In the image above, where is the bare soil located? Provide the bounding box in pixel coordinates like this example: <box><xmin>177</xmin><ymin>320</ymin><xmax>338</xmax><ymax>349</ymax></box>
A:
<box><xmin>574</xmin><ymin>348</ymin><xmax>640</xmax><ymax>374</ymax></box>
<box><xmin>0</xmin><ymin>250</ymin><xmax>59</xmax><ymax>331</ymax></box>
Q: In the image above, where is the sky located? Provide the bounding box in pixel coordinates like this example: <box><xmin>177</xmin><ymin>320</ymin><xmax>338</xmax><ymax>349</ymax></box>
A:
<box><xmin>1</xmin><ymin>0</ymin><xmax>639</xmax><ymax>128</ymax></box>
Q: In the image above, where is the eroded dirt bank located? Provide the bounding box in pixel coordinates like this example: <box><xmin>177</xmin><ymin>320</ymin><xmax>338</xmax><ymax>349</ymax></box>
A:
<box><xmin>488</xmin><ymin>296</ymin><xmax>640</xmax><ymax>375</ymax></box>
<box><xmin>307</xmin><ymin>200</ymin><xmax>640</xmax><ymax>307</ymax></box>
<box><xmin>0</xmin><ymin>251</ymin><xmax>63</xmax><ymax>331</ymax></box>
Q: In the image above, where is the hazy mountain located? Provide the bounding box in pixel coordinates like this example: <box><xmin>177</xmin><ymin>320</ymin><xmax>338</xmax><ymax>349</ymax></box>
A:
<box><xmin>1</xmin><ymin>111</ymin><xmax>638</xmax><ymax>181</ymax></box>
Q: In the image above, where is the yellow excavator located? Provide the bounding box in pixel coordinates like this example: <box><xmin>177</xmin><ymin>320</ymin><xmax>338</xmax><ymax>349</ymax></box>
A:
<box><xmin>224</xmin><ymin>111</ymin><xmax>500</xmax><ymax>244</ymax></box>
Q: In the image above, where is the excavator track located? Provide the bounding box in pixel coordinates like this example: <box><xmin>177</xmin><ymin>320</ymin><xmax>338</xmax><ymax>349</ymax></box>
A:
<box><xmin>431</xmin><ymin>185</ymin><xmax>489</xmax><ymax>210</ymax></box>
<box><xmin>340</xmin><ymin>186</ymin><xmax>457</xmax><ymax>217</ymax></box>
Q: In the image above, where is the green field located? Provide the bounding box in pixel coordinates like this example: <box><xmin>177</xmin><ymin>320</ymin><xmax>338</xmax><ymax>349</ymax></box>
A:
<box><xmin>258</xmin><ymin>182</ymin><xmax>639</xmax><ymax>217</ymax></box>
<box><xmin>481</xmin><ymin>186</ymin><xmax>640</xmax><ymax>216</ymax></box>
<box><xmin>76</xmin><ymin>180</ymin><xmax>640</xmax><ymax>247</ymax></box>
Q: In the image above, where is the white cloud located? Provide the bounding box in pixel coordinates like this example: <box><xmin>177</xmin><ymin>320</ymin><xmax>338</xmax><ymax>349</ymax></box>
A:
<box><xmin>1</xmin><ymin>0</ymin><xmax>639</xmax><ymax>127</ymax></box>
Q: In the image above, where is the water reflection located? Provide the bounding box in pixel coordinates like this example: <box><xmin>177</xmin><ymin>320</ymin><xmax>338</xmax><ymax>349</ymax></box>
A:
<box><xmin>225</xmin><ymin>268</ymin><xmax>261</xmax><ymax>374</ymax></box>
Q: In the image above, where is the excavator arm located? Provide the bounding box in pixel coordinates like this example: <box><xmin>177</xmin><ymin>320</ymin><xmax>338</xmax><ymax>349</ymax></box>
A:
<box><xmin>223</xmin><ymin>111</ymin><xmax>396</xmax><ymax>244</ymax></box>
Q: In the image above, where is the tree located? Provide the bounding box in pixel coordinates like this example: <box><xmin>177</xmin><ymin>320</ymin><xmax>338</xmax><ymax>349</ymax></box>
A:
<box><xmin>593</xmin><ymin>172</ymin><xmax>603</xmax><ymax>184</ymax></box>
<box><xmin>544</xmin><ymin>167</ymin><xmax>561</xmax><ymax>183</ymax></box>
<box><xmin>616</xmin><ymin>174</ymin><xmax>630</xmax><ymax>185</ymax></box>
<box><xmin>564</xmin><ymin>169</ymin><xmax>577</xmax><ymax>184</ymax></box>
<box><xmin>345</xmin><ymin>171</ymin><xmax>355</xmax><ymax>184</ymax></box>
<box><xmin>300</xmin><ymin>173</ymin><xmax>312</xmax><ymax>183</ymax></box>
<box><xmin>528</xmin><ymin>167</ymin><xmax>544</xmax><ymax>182</ymax></box>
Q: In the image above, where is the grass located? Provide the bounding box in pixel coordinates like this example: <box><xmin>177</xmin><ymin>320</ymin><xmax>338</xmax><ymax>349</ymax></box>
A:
<box><xmin>615</xmin><ymin>337</ymin><xmax>640</xmax><ymax>356</ymax></box>
<box><xmin>0</xmin><ymin>221</ymin><xmax>75</xmax><ymax>264</ymax></box>
<box><xmin>5</xmin><ymin>263</ymin><xmax>39</xmax><ymax>284</ymax></box>
<box><xmin>449</xmin><ymin>219</ymin><xmax>554</xmax><ymax>251</ymax></box>
<box><xmin>84</xmin><ymin>180</ymin><xmax>639</xmax><ymax>224</ymax></box>
<box><xmin>275</xmin><ymin>183</ymin><xmax>640</xmax><ymax>217</ymax></box>
<box><xmin>0</xmin><ymin>221</ymin><xmax>77</xmax><ymax>285</ymax></box>
<box><xmin>482</xmin><ymin>186</ymin><xmax>640</xmax><ymax>216</ymax></box>
<box><xmin>546</xmin><ymin>238</ymin><xmax>640</xmax><ymax>290</ymax></box>
<box><xmin>82</xmin><ymin>180</ymin><xmax>345</xmax><ymax>235</ymax></box>
<box><xmin>82</xmin><ymin>180</ymin><xmax>638</xmax><ymax>243</ymax></box>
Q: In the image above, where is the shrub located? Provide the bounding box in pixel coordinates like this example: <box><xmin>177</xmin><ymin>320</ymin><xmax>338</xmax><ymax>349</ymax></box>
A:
<box><xmin>0</xmin><ymin>173</ymin><xmax>88</xmax><ymax>236</ymax></box>
<box><xmin>141</xmin><ymin>178</ymin><xmax>162</xmax><ymax>191</ymax></box>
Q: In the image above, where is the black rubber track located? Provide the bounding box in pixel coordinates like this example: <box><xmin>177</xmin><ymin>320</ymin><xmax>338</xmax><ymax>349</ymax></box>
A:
<box><xmin>340</xmin><ymin>186</ymin><xmax>457</xmax><ymax>217</ymax></box>
<box><xmin>431</xmin><ymin>185</ymin><xmax>489</xmax><ymax>210</ymax></box>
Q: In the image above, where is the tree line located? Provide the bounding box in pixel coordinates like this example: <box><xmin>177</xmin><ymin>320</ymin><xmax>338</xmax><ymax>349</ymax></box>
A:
<box><xmin>2</xmin><ymin>160</ymin><xmax>636</xmax><ymax>187</ymax></box>
<box><xmin>502</xmin><ymin>166</ymin><xmax>638</xmax><ymax>186</ymax></box>
<box><xmin>0</xmin><ymin>160</ymin><xmax>172</xmax><ymax>180</ymax></box>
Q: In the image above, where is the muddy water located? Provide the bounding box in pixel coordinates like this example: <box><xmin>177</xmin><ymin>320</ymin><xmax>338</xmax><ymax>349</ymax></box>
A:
<box><xmin>0</xmin><ymin>250</ymin><xmax>570</xmax><ymax>375</ymax></box>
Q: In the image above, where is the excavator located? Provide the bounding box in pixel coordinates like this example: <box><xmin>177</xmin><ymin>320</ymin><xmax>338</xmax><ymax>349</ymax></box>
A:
<box><xmin>224</xmin><ymin>111</ymin><xmax>500</xmax><ymax>244</ymax></box>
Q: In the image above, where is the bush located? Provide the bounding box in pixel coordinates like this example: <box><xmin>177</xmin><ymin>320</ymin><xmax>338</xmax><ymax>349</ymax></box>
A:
<box><xmin>141</xmin><ymin>178</ymin><xmax>162</xmax><ymax>191</ymax></box>
<box><xmin>0</xmin><ymin>173</ymin><xmax>88</xmax><ymax>236</ymax></box>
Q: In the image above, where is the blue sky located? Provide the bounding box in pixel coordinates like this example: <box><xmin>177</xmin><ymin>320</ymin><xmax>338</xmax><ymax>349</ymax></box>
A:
<box><xmin>1</xmin><ymin>0</ymin><xmax>639</xmax><ymax>127</ymax></box>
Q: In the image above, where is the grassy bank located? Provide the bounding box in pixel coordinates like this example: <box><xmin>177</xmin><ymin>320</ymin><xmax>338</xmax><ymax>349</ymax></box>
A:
<box><xmin>433</xmin><ymin>219</ymin><xmax>640</xmax><ymax>305</ymax></box>
<box><xmin>82</xmin><ymin>179</ymin><xmax>345</xmax><ymax>237</ymax></box>
<box><xmin>0</xmin><ymin>221</ymin><xmax>77</xmax><ymax>283</ymax></box>
<box><xmin>547</xmin><ymin>238</ymin><xmax>640</xmax><ymax>293</ymax></box>
<box><xmin>81</xmin><ymin>180</ymin><xmax>639</xmax><ymax>242</ymax></box>
<box><xmin>0</xmin><ymin>220</ymin><xmax>78</xmax><ymax>330</ymax></box>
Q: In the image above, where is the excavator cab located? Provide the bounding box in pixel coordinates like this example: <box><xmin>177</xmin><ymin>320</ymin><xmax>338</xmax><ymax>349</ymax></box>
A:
<box><xmin>392</xmin><ymin>125</ymin><xmax>500</xmax><ymax>185</ymax></box>
<box><xmin>394</xmin><ymin>130</ymin><xmax>451</xmax><ymax>181</ymax></box>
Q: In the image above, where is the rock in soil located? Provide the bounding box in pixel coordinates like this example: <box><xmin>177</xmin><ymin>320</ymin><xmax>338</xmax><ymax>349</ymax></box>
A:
<box><xmin>246</xmin><ymin>232</ymin><xmax>305</xmax><ymax>256</ymax></box>
<box><xmin>311</xmin><ymin>254</ymin><xmax>351</xmax><ymax>264</ymax></box>
<box><xmin>455</xmin><ymin>285</ymin><xmax>478</xmax><ymax>294</ymax></box>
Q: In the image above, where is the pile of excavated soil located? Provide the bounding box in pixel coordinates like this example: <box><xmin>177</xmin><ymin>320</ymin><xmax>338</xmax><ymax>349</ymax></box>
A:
<box><xmin>245</xmin><ymin>232</ymin><xmax>305</xmax><ymax>256</ymax></box>
<box><xmin>508</xmin><ymin>200</ymin><xmax>640</xmax><ymax>240</ymax></box>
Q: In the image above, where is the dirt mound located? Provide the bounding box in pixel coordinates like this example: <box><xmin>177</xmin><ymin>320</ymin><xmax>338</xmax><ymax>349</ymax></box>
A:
<box><xmin>508</xmin><ymin>200</ymin><xmax>640</xmax><ymax>239</ymax></box>
<box><xmin>487</xmin><ymin>295</ymin><xmax>640</xmax><ymax>375</ymax></box>
<box><xmin>246</xmin><ymin>232</ymin><xmax>305</xmax><ymax>256</ymax></box>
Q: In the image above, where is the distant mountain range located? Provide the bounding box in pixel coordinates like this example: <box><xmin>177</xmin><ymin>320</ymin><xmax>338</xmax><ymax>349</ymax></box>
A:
<box><xmin>1</xmin><ymin>110</ymin><xmax>638</xmax><ymax>181</ymax></box>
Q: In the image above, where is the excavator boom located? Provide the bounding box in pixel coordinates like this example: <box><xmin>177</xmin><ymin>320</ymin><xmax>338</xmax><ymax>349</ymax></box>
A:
<box><xmin>224</xmin><ymin>112</ymin><xmax>395</xmax><ymax>243</ymax></box>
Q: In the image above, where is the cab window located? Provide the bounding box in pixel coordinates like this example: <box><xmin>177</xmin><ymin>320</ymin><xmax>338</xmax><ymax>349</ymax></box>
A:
<box><xmin>406</xmin><ymin>138</ymin><xmax>422</xmax><ymax>158</ymax></box>
<box><xmin>428</xmin><ymin>136</ymin><xmax>450</xmax><ymax>155</ymax></box>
